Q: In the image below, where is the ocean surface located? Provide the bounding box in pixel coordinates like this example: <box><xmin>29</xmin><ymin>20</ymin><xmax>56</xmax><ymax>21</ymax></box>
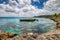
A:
<box><xmin>0</xmin><ymin>17</ymin><xmax>56</xmax><ymax>34</ymax></box>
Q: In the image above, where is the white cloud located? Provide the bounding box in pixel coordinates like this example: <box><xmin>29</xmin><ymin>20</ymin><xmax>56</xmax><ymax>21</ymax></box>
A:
<box><xmin>0</xmin><ymin>0</ymin><xmax>60</xmax><ymax>17</ymax></box>
<box><xmin>33</xmin><ymin>0</ymin><xmax>40</xmax><ymax>3</ymax></box>
<box><xmin>44</xmin><ymin>0</ymin><xmax>60</xmax><ymax>14</ymax></box>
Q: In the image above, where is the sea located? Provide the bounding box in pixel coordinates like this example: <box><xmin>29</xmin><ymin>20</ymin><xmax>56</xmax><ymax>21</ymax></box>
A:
<box><xmin>0</xmin><ymin>17</ymin><xmax>56</xmax><ymax>34</ymax></box>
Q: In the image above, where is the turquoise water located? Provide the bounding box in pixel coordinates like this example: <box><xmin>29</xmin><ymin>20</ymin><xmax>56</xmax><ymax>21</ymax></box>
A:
<box><xmin>0</xmin><ymin>17</ymin><xmax>56</xmax><ymax>34</ymax></box>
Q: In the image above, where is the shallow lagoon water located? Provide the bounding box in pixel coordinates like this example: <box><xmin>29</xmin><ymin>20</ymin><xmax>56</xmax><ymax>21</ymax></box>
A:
<box><xmin>0</xmin><ymin>17</ymin><xmax>56</xmax><ymax>34</ymax></box>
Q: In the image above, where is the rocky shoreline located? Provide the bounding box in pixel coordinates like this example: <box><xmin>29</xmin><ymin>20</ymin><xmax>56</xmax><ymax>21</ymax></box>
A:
<box><xmin>55</xmin><ymin>19</ymin><xmax>60</xmax><ymax>28</ymax></box>
<box><xmin>51</xmin><ymin>18</ymin><xmax>60</xmax><ymax>28</ymax></box>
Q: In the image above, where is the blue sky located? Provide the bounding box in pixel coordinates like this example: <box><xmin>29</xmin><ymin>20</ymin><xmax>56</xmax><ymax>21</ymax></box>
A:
<box><xmin>0</xmin><ymin>0</ymin><xmax>48</xmax><ymax>9</ymax></box>
<box><xmin>31</xmin><ymin>0</ymin><xmax>48</xmax><ymax>9</ymax></box>
<box><xmin>0</xmin><ymin>0</ymin><xmax>9</xmax><ymax>4</ymax></box>
<box><xmin>0</xmin><ymin>0</ymin><xmax>18</xmax><ymax>4</ymax></box>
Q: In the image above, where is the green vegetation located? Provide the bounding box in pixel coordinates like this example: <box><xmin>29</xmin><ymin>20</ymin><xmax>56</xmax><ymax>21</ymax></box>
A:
<box><xmin>52</xmin><ymin>13</ymin><xmax>60</xmax><ymax>18</ymax></box>
<box><xmin>34</xmin><ymin>13</ymin><xmax>60</xmax><ymax>19</ymax></box>
<box><xmin>44</xmin><ymin>13</ymin><xmax>60</xmax><ymax>19</ymax></box>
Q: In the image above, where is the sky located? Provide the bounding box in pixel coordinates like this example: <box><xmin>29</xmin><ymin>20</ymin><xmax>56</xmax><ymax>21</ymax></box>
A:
<box><xmin>0</xmin><ymin>0</ymin><xmax>60</xmax><ymax>17</ymax></box>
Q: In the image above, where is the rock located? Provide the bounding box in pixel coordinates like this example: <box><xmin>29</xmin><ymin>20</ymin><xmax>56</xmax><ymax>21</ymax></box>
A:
<box><xmin>57</xmin><ymin>21</ymin><xmax>60</xmax><ymax>28</ymax></box>
<box><xmin>0</xmin><ymin>30</ymin><xmax>8</xmax><ymax>40</ymax></box>
<box><xmin>7</xmin><ymin>33</ymin><xmax>17</xmax><ymax>38</ymax></box>
<box><xmin>57</xmin><ymin>24</ymin><xmax>60</xmax><ymax>28</ymax></box>
<box><xmin>0</xmin><ymin>30</ymin><xmax>17</xmax><ymax>40</ymax></box>
<box><xmin>0</xmin><ymin>33</ymin><xmax>8</xmax><ymax>40</ymax></box>
<box><xmin>37</xmin><ymin>29</ymin><xmax>60</xmax><ymax>40</ymax></box>
<box><xmin>7</xmin><ymin>33</ymin><xmax>38</xmax><ymax>40</ymax></box>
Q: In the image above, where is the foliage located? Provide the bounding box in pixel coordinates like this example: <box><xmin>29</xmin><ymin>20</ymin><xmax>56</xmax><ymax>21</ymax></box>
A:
<box><xmin>51</xmin><ymin>13</ymin><xmax>60</xmax><ymax>18</ymax></box>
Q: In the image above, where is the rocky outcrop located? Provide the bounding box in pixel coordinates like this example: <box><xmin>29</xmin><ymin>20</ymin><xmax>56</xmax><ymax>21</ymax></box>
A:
<box><xmin>56</xmin><ymin>19</ymin><xmax>60</xmax><ymax>28</ymax></box>
<box><xmin>48</xmin><ymin>18</ymin><xmax>60</xmax><ymax>28</ymax></box>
